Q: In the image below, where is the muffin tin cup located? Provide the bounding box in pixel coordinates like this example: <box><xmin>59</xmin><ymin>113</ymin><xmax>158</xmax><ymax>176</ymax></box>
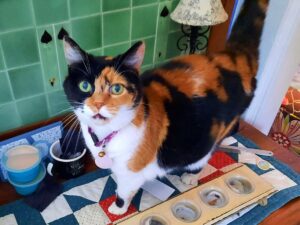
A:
<box><xmin>171</xmin><ymin>201</ymin><xmax>201</xmax><ymax>223</ymax></box>
<box><xmin>199</xmin><ymin>187</ymin><xmax>229</xmax><ymax>208</ymax></box>
<box><xmin>140</xmin><ymin>214</ymin><xmax>169</xmax><ymax>225</ymax></box>
<box><xmin>225</xmin><ymin>175</ymin><xmax>255</xmax><ymax>195</ymax></box>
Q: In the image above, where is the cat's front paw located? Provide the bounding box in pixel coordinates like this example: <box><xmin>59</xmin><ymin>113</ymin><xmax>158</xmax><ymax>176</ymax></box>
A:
<box><xmin>180</xmin><ymin>172</ymin><xmax>199</xmax><ymax>185</ymax></box>
<box><xmin>108</xmin><ymin>201</ymin><xmax>128</xmax><ymax>215</ymax></box>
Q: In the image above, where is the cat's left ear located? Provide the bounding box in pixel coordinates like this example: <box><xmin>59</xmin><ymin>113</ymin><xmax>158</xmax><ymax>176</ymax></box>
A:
<box><xmin>63</xmin><ymin>36</ymin><xmax>85</xmax><ymax>65</ymax></box>
<box><xmin>121</xmin><ymin>41</ymin><xmax>145</xmax><ymax>71</ymax></box>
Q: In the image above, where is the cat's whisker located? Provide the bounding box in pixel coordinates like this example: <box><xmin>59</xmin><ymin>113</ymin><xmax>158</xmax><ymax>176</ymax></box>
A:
<box><xmin>61</xmin><ymin>115</ymin><xmax>78</xmax><ymax>131</ymax></box>
<box><xmin>50</xmin><ymin>107</ymin><xmax>74</xmax><ymax>117</ymax></box>
<box><xmin>65</xmin><ymin>121</ymin><xmax>80</xmax><ymax>155</ymax></box>
<box><xmin>72</xmin><ymin>66</ymin><xmax>89</xmax><ymax>77</ymax></box>
<box><xmin>61</xmin><ymin>113</ymin><xmax>76</xmax><ymax>124</ymax></box>
<box><xmin>60</xmin><ymin>118</ymin><xmax>78</xmax><ymax>149</ymax></box>
<box><xmin>60</xmin><ymin>113</ymin><xmax>76</xmax><ymax>124</ymax></box>
<box><xmin>73</xmin><ymin>127</ymin><xmax>82</xmax><ymax>156</ymax></box>
<box><xmin>85</xmin><ymin>53</ymin><xmax>92</xmax><ymax>74</ymax></box>
<box><xmin>114</xmin><ymin>55</ymin><xmax>124</xmax><ymax>74</ymax></box>
<box><xmin>49</xmin><ymin>101</ymin><xmax>71</xmax><ymax>107</ymax></box>
<box><xmin>69</xmin><ymin>101</ymin><xmax>84</xmax><ymax>106</ymax></box>
<box><xmin>81</xmin><ymin>57</ymin><xmax>90</xmax><ymax>75</ymax></box>
<box><xmin>61</xmin><ymin>114</ymin><xmax>77</xmax><ymax>128</ymax></box>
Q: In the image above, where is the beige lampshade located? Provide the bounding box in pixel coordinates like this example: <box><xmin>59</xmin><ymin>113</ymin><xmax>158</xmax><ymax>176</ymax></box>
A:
<box><xmin>170</xmin><ymin>0</ymin><xmax>228</xmax><ymax>26</ymax></box>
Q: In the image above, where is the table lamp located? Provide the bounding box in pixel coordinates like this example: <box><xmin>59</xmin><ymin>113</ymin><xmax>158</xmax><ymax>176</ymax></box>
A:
<box><xmin>170</xmin><ymin>0</ymin><xmax>228</xmax><ymax>54</ymax></box>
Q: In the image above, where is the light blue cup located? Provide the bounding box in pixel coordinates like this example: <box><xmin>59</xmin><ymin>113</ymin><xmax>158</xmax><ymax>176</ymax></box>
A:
<box><xmin>7</xmin><ymin>164</ymin><xmax>46</xmax><ymax>195</ymax></box>
<box><xmin>1</xmin><ymin>145</ymin><xmax>41</xmax><ymax>183</ymax></box>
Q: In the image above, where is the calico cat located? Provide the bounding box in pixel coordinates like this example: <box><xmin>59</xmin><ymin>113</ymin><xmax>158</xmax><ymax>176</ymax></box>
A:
<box><xmin>63</xmin><ymin>0</ymin><xmax>268</xmax><ymax>215</ymax></box>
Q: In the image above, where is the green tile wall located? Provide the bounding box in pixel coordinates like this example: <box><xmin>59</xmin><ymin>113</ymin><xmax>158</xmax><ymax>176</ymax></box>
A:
<box><xmin>132</xmin><ymin>5</ymin><xmax>158</xmax><ymax>39</ymax></box>
<box><xmin>0</xmin><ymin>0</ymin><xmax>209</xmax><ymax>134</ymax></box>
<box><xmin>103</xmin><ymin>10</ymin><xmax>131</xmax><ymax>45</ymax></box>
<box><xmin>71</xmin><ymin>15</ymin><xmax>102</xmax><ymax>50</ymax></box>
<box><xmin>1</xmin><ymin>29</ymin><xmax>39</xmax><ymax>68</ymax></box>
<box><xmin>0</xmin><ymin>72</ymin><xmax>13</xmax><ymax>104</ymax></box>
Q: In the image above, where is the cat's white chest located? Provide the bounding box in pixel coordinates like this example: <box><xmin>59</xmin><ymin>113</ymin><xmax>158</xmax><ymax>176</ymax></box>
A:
<box><xmin>100</xmin><ymin>123</ymin><xmax>145</xmax><ymax>165</ymax></box>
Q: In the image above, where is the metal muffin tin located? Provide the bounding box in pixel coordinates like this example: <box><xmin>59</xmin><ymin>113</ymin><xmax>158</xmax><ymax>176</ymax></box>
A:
<box><xmin>119</xmin><ymin>165</ymin><xmax>275</xmax><ymax>225</ymax></box>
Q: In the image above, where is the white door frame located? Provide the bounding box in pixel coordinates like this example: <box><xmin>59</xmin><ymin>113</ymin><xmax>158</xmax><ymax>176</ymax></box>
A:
<box><xmin>243</xmin><ymin>0</ymin><xmax>300</xmax><ymax>135</ymax></box>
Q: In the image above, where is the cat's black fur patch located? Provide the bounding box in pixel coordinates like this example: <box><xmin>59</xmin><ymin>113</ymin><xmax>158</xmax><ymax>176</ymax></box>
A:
<box><xmin>226</xmin><ymin>0</ymin><xmax>268</xmax><ymax>57</ymax></box>
<box><xmin>116</xmin><ymin>195</ymin><xmax>125</xmax><ymax>208</ymax></box>
<box><xmin>143</xmin><ymin>95</ymin><xmax>150</xmax><ymax>119</ymax></box>
<box><xmin>218</xmin><ymin>67</ymin><xmax>254</xmax><ymax>118</ymax></box>
<box><xmin>63</xmin><ymin>55</ymin><xmax>108</xmax><ymax>108</ymax></box>
<box><xmin>159</xmin><ymin>60</ymin><xmax>190</xmax><ymax>71</ymax></box>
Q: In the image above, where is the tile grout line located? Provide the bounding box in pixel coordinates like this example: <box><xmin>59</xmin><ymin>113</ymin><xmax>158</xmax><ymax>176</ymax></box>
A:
<box><xmin>169</xmin><ymin>28</ymin><xmax>181</xmax><ymax>33</ymax></box>
<box><xmin>96</xmin><ymin>34</ymin><xmax>156</xmax><ymax>52</ymax></box>
<box><xmin>0</xmin><ymin>41</ymin><xmax>22</xmax><ymax>125</ymax></box>
<box><xmin>100</xmin><ymin>0</ymin><xmax>104</xmax><ymax>50</ymax></box>
<box><xmin>132</xmin><ymin>35</ymin><xmax>156</xmax><ymax>42</ymax></box>
<box><xmin>0</xmin><ymin>26</ymin><xmax>35</xmax><ymax>35</ymax></box>
<box><xmin>6</xmin><ymin>62</ymin><xmax>40</xmax><ymax>72</ymax></box>
<box><xmin>67</xmin><ymin>0</ymin><xmax>73</xmax><ymax>37</ymax></box>
<box><xmin>153</xmin><ymin>2</ymin><xmax>161</xmax><ymax>65</ymax></box>
<box><xmin>0</xmin><ymin>93</ymin><xmax>46</xmax><ymax>107</ymax></box>
<box><xmin>0</xmin><ymin>42</ymin><xmax>16</xmax><ymax>102</ymax></box>
<box><xmin>52</xmin><ymin>24</ymin><xmax>63</xmax><ymax>88</ymax></box>
<box><xmin>129</xmin><ymin>0</ymin><xmax>133</xmax><ymax>45</ymax></box>
<box><xmin>29</xmin><ymin>0</ymin><xmax>51</xmax><ymax>118</ymax></box>
<box><xmin>67</xmin><ymin>0</ymin><xmax>71</xmax><ymax>20</ymax></box>
<box><xmin>101</xmin><ymin>2</ymin><xmax>159</xmax><ymax>15</ymax></box>
<box><xmin>0</xmin><ymin>38</ymin><xmax>21</xmax><ymax>125</ymax></box>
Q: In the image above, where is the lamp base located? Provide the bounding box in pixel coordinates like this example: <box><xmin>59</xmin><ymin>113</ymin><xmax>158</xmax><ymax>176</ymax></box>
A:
<box><xmin>177</xmin><ymin>25</ymin><xmax>210</xmax><ymax>54</ymax></box>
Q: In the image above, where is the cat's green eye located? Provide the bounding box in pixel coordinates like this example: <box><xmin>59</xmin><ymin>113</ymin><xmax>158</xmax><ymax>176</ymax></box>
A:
<box><xmin>110</xmin><ymin>84</ymin><xmax>124</xmax><ymax>95</ymax></box>
<box><xmin>79</xmin><ymin>80</ymin><xmax>92</xmax><ymax>93</ymax></box>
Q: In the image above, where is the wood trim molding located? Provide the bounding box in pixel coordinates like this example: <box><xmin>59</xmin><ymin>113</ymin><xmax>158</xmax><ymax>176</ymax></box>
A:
<box><xmin>243</xmin><ymin>0</ymin><xmax>300</xmax><ymax>134</ymax></box>
<box><xmin>206</xmin><ymin>0</ymin><xmax>236</xmax><ymax>54</ymax></box>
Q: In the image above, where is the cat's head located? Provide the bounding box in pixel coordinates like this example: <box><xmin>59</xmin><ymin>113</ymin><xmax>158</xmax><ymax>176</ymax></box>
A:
<box><xmin>63</xmin><ymin>36</ymin><xmax>145</xmax><ymax>128</ymax></box>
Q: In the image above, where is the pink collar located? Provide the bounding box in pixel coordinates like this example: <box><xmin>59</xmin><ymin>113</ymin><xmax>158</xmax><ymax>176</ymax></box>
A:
<box><xmin>88</xmin><ymin>127</ymin><xmax>118</xmax><ymax>148</ymax></box>
<box><xmin>88</xmin><ymin>127</ymin><xmax>118</xmax><ymax>169</ymax></box>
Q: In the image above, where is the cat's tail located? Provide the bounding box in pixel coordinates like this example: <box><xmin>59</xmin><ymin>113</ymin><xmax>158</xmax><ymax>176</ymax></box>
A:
<box><xmin>226</xmin><ymin>0</ymin><xmax>269</xmax><ymax>58</ymax></box>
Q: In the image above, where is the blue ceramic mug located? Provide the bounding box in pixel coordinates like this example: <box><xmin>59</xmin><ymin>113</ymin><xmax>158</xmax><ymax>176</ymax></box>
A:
<box><xmin>1</xmin><ymin>145</ymin><xmax>41</xmax><ymax>183</ymax></box>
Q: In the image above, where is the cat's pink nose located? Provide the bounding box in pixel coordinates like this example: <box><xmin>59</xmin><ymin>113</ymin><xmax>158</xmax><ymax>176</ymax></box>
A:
<box><xmin>94</xmin><ymin>102</ymin><xmax>103</xmax><ymax>110</ymax></box>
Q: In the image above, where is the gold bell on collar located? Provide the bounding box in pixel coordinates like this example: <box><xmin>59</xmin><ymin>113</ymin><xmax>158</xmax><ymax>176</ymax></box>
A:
<box><xmin>98</xmin><ymin>151</ymin><xmax>105</xmax><ymax>157</ymax></box>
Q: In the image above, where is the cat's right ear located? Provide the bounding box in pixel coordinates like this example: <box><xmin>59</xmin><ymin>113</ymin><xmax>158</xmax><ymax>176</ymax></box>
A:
<box><xmin>63</xmin><ymin>36</ymin><xmax>84</xmax><ymax>65</ymax></box>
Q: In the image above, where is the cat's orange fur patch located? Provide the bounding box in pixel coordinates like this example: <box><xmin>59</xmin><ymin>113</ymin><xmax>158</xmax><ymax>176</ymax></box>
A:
<box><xmin>159</xmin><ymin>56</ymin><xmax>228</xmax><ymax>102</ymax></box>
<box><xmin>128</xmin><ymin>83</ymin><xmax>171</xmax><ymax>172</ymax></box>
<box><xmin>181</xmin><ymin>55</ymin><xmax>229</xmax><ymax>102</ymax></box>
<box><xmin>105</xmin><ymin>56</ymin><xmax>113</xmax><ymax>60</ymax></box>
<box><xmin>132</xmin><ymin>102</ymin><xmax>145</xmax><ymax>127</ymax></box>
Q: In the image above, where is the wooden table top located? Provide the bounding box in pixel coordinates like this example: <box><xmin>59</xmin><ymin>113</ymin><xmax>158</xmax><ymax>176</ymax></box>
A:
<box><xmin>0</xmin><ymin>120</ymin><xmax>299</xmax><ymax>224</ymax></box>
